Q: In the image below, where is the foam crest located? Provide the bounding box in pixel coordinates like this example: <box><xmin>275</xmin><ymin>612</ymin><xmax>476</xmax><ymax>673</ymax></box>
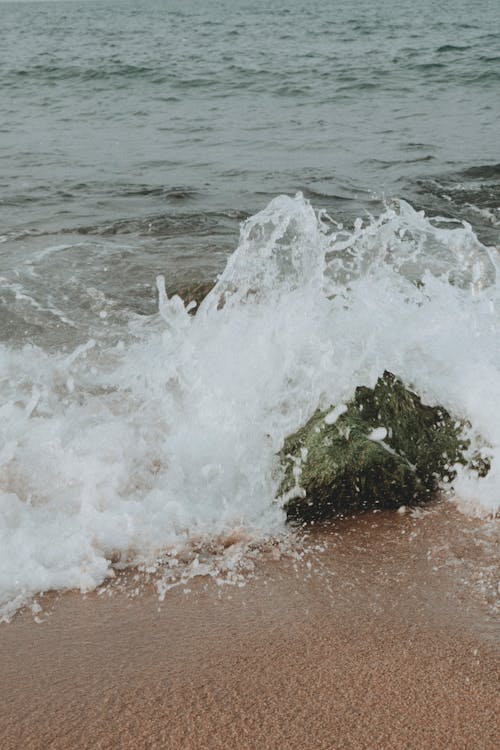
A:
<box><xmin>1</xmin><ymin>194</ymin><xmax>498</xmax><ymax>619</ymax></box>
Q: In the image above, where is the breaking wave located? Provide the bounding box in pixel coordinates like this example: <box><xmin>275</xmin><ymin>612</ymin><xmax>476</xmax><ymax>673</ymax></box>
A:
<box><xmin>1</xmin><ymin>194</ymin><xmax>499</xmax><ymax>619</ymax></box>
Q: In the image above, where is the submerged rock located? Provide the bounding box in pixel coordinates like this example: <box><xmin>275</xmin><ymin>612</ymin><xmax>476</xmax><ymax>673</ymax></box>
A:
<box><xmin>172</xmin><ymin>281</ymin><xmax>215</xmax><ymax>309</ymax></box>
<box><xmin>279</xmin><ymin>372</ymin><xmax>488</xmax><ymax>521</ymax></box>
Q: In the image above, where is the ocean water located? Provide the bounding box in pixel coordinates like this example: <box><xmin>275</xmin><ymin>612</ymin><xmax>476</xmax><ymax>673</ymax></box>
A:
<box><xmin>1</xmin><ymin>0</ymin><xmax>499</xmax><ymax>619</ymax></box>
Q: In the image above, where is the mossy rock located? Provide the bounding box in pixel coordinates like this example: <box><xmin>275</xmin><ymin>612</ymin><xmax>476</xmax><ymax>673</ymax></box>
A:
<box><xmin>279</xmin><ymin>372</ymin><xmax>488</xmax><ymax>521</ymax></box>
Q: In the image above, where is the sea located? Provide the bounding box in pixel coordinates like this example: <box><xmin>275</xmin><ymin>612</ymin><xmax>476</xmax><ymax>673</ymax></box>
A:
<box><xmin>1</xmin><ymin>0</ymin><xmax>499</xmax><ymax>619</ymax></box>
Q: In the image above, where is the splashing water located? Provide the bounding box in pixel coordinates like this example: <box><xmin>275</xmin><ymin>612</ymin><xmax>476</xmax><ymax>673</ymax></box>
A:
<box><xmin>1</xmin><ymin>194</ymin><xmax>499</xmax><ymax>619</ymax></box>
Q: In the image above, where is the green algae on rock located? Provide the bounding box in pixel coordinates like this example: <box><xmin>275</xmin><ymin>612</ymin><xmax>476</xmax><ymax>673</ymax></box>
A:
<box><xmin>279</xmin><ymin>372</ymin><xmax>487</xmax><ymax>521</ymax></box>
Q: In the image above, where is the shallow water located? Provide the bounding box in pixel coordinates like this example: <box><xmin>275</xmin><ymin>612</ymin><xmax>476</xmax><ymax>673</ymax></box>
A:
<box><xmin>2</xmin><ymin>0</ymin><xmax>500</xmax><ymax>241</ymax></box>
<box><xmin>0</xmin><ymin>0</ymin><xmax>499</xmax><ymax>618</ymax></box>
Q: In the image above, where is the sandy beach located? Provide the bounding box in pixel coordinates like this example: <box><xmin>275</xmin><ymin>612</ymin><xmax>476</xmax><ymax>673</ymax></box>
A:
<box><xmin>1</xmin><ymin>503</ymin><xmax>498</xmax><ymax>749</ymax></box>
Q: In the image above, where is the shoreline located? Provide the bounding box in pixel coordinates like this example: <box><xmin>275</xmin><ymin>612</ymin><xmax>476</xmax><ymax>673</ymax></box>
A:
<box><xmin>1</xmin><ymin>503</ymin><xmax>499</xmax><ymax>749</ymax></box>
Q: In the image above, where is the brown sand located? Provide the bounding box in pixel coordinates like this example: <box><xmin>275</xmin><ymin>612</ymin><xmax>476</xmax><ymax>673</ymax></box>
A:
<box><xmin>1</xmin><ymin>503</ymin><xmax>499</xmax><ymax>749</ymax></box>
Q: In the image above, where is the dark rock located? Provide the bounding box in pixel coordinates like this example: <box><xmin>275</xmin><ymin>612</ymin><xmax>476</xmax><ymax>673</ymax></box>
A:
<box><xmin>170</xmin><ymin>281</ymin><xmax>215</xmax><ymax>311</ymax></box>
<box><xmin>279</xmin><ymin>371</ymin><xmax>488</xmax><ymax>521</ymax></box>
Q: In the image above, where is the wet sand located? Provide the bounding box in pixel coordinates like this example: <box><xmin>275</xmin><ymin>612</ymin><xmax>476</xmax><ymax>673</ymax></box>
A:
<box><xmin>1</xmin><ymin>503</ymin><xmax>499</xmax><ymax>749</ymax></box>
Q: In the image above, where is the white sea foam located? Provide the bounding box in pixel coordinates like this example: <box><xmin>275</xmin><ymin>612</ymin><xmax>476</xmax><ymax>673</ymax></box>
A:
<box><xmin>466</xmin><ymin>204</ymin><xmax>500</xmax><ymax>228</ymax></box>
<box><xmin>1</xmin><ymin>194</ymin><xmax>499</xmax><ymax>619</ymax></box>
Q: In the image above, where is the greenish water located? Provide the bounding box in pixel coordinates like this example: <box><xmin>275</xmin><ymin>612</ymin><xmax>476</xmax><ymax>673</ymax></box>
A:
<box><xmin>1</xmin><ymin>0</ymin><xmax>499</xmax><ymax>249</ymax></box>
